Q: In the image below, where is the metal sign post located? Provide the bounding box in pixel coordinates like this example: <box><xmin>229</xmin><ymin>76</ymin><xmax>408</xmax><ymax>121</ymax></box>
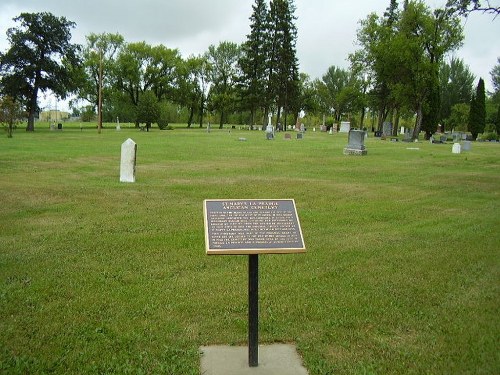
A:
<box><xmin>248</xmin><ymin>254</ymin><xmax>259</xmax><ymax>367</ymax></box>
<box><xmin>204</xmin><ymin>199</ymin><xmax>305</xmax><ymax>368</ymax></box>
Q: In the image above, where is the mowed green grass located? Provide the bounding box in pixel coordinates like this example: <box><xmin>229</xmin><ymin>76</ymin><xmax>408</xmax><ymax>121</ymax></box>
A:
<box><xmin>1</xmin><ymin>124</ymin><xmax>499</xmax><ymax>374</ymax></box>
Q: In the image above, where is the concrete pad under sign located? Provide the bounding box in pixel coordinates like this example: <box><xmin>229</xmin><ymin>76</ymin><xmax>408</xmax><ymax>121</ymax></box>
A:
<box><xmin>200</xmin><ymin>344</ymin><xmax>309</xmax><ymax>375</ymax></box>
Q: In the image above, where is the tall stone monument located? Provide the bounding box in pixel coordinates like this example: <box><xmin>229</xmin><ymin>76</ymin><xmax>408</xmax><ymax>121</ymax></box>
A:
<box><xmin>343</xmin><ymin>129</ymin><xmax>367</xmax><ymax>155</ymax></box>
<box><xmin>120</xmin><ymin>138</ymin><xmax>137</xmax><ymax>182</ymax></box>
<box><xmin>266</xmin><ymin>113</ymin><xmax>274</xmax><ymax>140</ymax></box>
<box><xmin>382</xmin><ymin>122</ymin><xmax>392</xmax><ymax>136</ymax></box>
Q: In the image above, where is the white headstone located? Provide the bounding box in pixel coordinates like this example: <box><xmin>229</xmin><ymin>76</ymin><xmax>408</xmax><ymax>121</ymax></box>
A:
<box><xmin>120</xmin><ymin>138</ymin><xmax>137</xmax><ymax>182</ymax></box>
<box><xmin>452</xmin><ymin>143</ymin><xmax>461</xmax><ymax>154</ymax></box>
<box><xmin>339</xmin><ymin>122</ymin><xmax>350</xmax><ymax>133</ymax></box>
<box><xmin>116</xmin><ymin>117</ymin><xmax>121</xmax><ymax>131</ymax></box>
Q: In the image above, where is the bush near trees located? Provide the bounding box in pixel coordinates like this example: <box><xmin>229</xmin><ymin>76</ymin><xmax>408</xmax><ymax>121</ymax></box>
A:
<box><xmin>0</xmin><ymin>95</ymin><xmax>24</xmax><ymax>137</ymax></box>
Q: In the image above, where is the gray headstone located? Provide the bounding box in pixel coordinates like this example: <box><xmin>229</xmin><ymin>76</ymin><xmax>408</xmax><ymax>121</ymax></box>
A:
<box><xmin>344</xmin><ymin>129</ymin><xmax>367</xmax><ymax>155</ymax></box>
<box><xmin>462</xmin><ymin>140</ymin><xmax>472</xmax><ymax>151</ymax></box>
<box><xmin>120</xmin><ymin>138</ymin><xmax>137</xmax><ymax>183</ymax></box>
<box><xmin>382</xmin><ymin>122</ymin><xmax>392</xmax><ymax>136</ymax></box>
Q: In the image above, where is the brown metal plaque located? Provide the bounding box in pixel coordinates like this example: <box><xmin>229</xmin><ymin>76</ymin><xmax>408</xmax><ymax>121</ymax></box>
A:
<box><xmin>203</xmin><ymin>199</ymin><xmax>306</xmax><ymax>255</ymax></box>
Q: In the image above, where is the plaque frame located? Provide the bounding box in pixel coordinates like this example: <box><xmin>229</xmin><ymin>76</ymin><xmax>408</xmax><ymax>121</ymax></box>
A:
<box><xmin>203</xmin><ymin>199</ymin><xmax>306</xmax><ymax>255</ymax></box>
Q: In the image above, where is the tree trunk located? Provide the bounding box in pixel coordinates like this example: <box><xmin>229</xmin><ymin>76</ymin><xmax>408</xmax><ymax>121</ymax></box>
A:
<box><xmin>393</xmin><ymin>107</ymin><xmax>400</xmax><ymax>136</ymax></box>
<box><xmin>199</xmin><ymin>96</ymin><xmax>204</xmax><ymax>128</ymax></box>
<box><xmin>26</xmin><ymin>87</ymin><xmax>38</xmax><ymax>132</ymax></box>
<box><xmin>412</xmin><ymin>104</ymin><xmax>423</xmax><ymax>140</ymax></box>
<box><xmin>187</xmin><ymin>105</ymin><xmax>194</xmax><ymax>128</ymax></box>
<box><xmin>360</xmin><ymin>106</ymin><xmax>366</xmax><ymax>129</ymax></box>
<box><xmin>219</xmin><ymin>109</ymin><xmax>224</xmax><ymax>129</ymax></box>
<box><xmin>250</xmin><ymin>108</ymin><xmax>255</xmax><ymax>128</ymax></box>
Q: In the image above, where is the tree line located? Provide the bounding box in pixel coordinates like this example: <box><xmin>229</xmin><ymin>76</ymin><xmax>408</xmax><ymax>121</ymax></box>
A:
<box><xmin>1</xmin><ymin>0</ymin><xmax>499</xmax><ymax>139</ymax></box>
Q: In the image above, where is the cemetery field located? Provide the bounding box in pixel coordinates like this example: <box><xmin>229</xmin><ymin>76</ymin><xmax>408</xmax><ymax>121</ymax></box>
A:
<box><xmin>1</xmin><ymin>125</ymin><xmax>499</xmax><ymax>374</ymax></box>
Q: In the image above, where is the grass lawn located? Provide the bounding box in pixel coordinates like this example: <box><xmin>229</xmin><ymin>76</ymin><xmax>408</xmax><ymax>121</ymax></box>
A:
<box><xmin>1</xmin><ymin>123</ymin><xmax>499</xmax><ymax>374</ymax></box>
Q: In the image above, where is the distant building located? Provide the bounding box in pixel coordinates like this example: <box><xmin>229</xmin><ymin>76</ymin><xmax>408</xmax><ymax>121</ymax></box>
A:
<box><xmin>39</xmin><ymin>110</ymin><xmax>70</xmax><ymax>122</ymax></box>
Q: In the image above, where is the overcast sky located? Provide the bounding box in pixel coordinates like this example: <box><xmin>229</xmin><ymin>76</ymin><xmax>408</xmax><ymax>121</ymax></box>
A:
<box><xmin>0</xmin><ymin>0</ymin><xmax>498</xmax><ymax>111</ymax></box>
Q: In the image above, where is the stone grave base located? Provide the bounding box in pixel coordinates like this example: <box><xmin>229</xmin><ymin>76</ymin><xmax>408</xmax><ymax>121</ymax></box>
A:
<box><xmin>343</xmin><ymin>148</ymin><xmax>367</xmax><ymax>156</ymax></box>
<box><xmin>200</xmin><ymin>344</ymin><xmax>309</xmax><ymax>375</ymax></box>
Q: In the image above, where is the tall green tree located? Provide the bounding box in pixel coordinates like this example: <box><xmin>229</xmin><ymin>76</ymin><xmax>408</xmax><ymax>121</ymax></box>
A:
<box><xmin>147</xmin><ymin>45</ymin><xmax>181</xmax><ymax>103</ymax></box>
<box><xmin>114</xmin><ymin>42</ymin><xmax>152</xmax><ymax>127</ymax></box>
<box><xmin>206</xmin><ymin>41</ymin><xmax>241</xmax><ymax>128</ymax></box>
<box><xmin>267</xmin><ymin>0</ymin><xmax>300</xmax><ymax>127</ymax></box>
<box><xmin>136</xmin><ymin>90</ymin><xmax>160</xmax><ymax>131</ymax></box>
<box><xmin>439</xmin><ymin>57</ymin><xmax>475</xmax><ymax>128</ymax></box>
<box><xmin>0</xmin><ymin>12</ymin><xmax>81</xmax><ymax>131</ymax></box>
<box><xmin>353</xmin><ymin>1</ymin><xmax>463</xmax><ymax>138</ymax></box>
<box><xmin>321</xmin><ymin>66</ymin><xmax>350</xmax><ymax>122</ymax></box>
<box><xmin>448</xmin><ymin>102</ymin><xmax>470</xmax><ymax>131</ymax></box>
<box><xmin>468</xmin><ymin>77</ymin><xmax>486</xmax><ymax>139</ymax></box>
<box><xmin>177</xmin><ymin>56</ymin><xmax>204</xmax><ymax>127</ymax></box>
<box><xmin>78</xmin><ymin>32</ymin><xmax>124</xmax><ymax>125</ymax></box>
<box><xmin>114</xmin><ymin>41</ymin><xmax>180</xmax><ymax>127</ymax></box>
<box><xmin>351</xmin><ymin>5</ymin><xmax>400</xmax><ymax>131</ymax></box>
<box><xmin>239</xmin><ymin>0</ymin><xmax>269</xmax><ymax>127</ymax></box>
<box><xmin>392</xmin><ymin>2</ymin><xmax>463</xmax><ymax>139</ymax></box>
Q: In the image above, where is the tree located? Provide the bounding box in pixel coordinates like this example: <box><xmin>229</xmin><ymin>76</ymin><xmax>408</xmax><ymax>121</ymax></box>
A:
<box><xmin>114</xmin><ymin>41</ymin><xmax>153</xmax><ymax>127</ymax></box>
<box><xmin>0</xmin><ymin>12</ymin><xmax>81</xmax><ymax>131</ymax></box>
<box><xmin>353</xmin><ymin>1</ymin><xmax>463</xmax><ymax>139</ymax></box>
<box><xmin>468</xmin><ymin>77</ymin><xmax>486</xmax><ymax>139</ymax></box>
<box><xmin>267</xmin><ymin>0</ymin><xmax>300</xmax><ymax>127</ymax></box>
<box><xmin>147</xmin><ymin>45</ymin><xmax>181</xmax><ymax>103</ymax></box>
<box><xmin>392</xmin><ymin>2</ymin><xmax>463</xmax><ymax>139</ymax></box>
<box><xmin>439</xmin><ymin>57</ymin><xmax>475</xmax><ymax>128</ymax></box>
<box><xmin>177</xmin><ymin>56</ymin><xmax>205</xmax><ymax>127</ymax></box>
<box><xmin>77</xmin><ymin>32</ymin><xmax>124</xmax><ymax>127</ymax></box>
<box><xmin>446</xmin><ymin>0</ymin><xmax>500</xmax><ymax>16</ymax></box>
<box><xmin>0</xmin><ymin>95</ymin><xmax>24</xmax><ymax>138</ymax></box>
<box><xmin>351</xmin><ymin>8</ymin><xmax>400</xmax><ymax>131</ymax></box>
<box><xmin>321</xmin><ymin>66</ymin><xmax>350</xmax><ymax>122</ymax></box>
<box><xmin>239</xmin><ymin>0</ymin><xmax>269</xmax><ymax>127</ymax></box>
<box><xmin>136</xmin><ymin>90</ymin><xmax>160</xmax><ymax>131</ymax></box>
<box><xmin>447</xmin><ymin>102</ymin><xmax>470</xmax><ymax>131</ymax></box>
<box><xmin>205</xmin><ymin>41</ymin><xmax>241</xmax><ymax>128</ymax></box>
<box><xmin>490</xmin><ymin>57</ymin><xmax>500</xmax><ymax>105</ymax></box>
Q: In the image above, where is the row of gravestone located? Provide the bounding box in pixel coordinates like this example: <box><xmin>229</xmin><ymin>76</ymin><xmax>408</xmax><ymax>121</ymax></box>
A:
<box><xmin>119</xmin><ymin>129</ymin><xmax>370</xmax><ymax>183</ymax></box>
<box><xmin>120</xmin><ymin>126</ymin><xmax>480</xmax><ymax>182</ymax></box>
